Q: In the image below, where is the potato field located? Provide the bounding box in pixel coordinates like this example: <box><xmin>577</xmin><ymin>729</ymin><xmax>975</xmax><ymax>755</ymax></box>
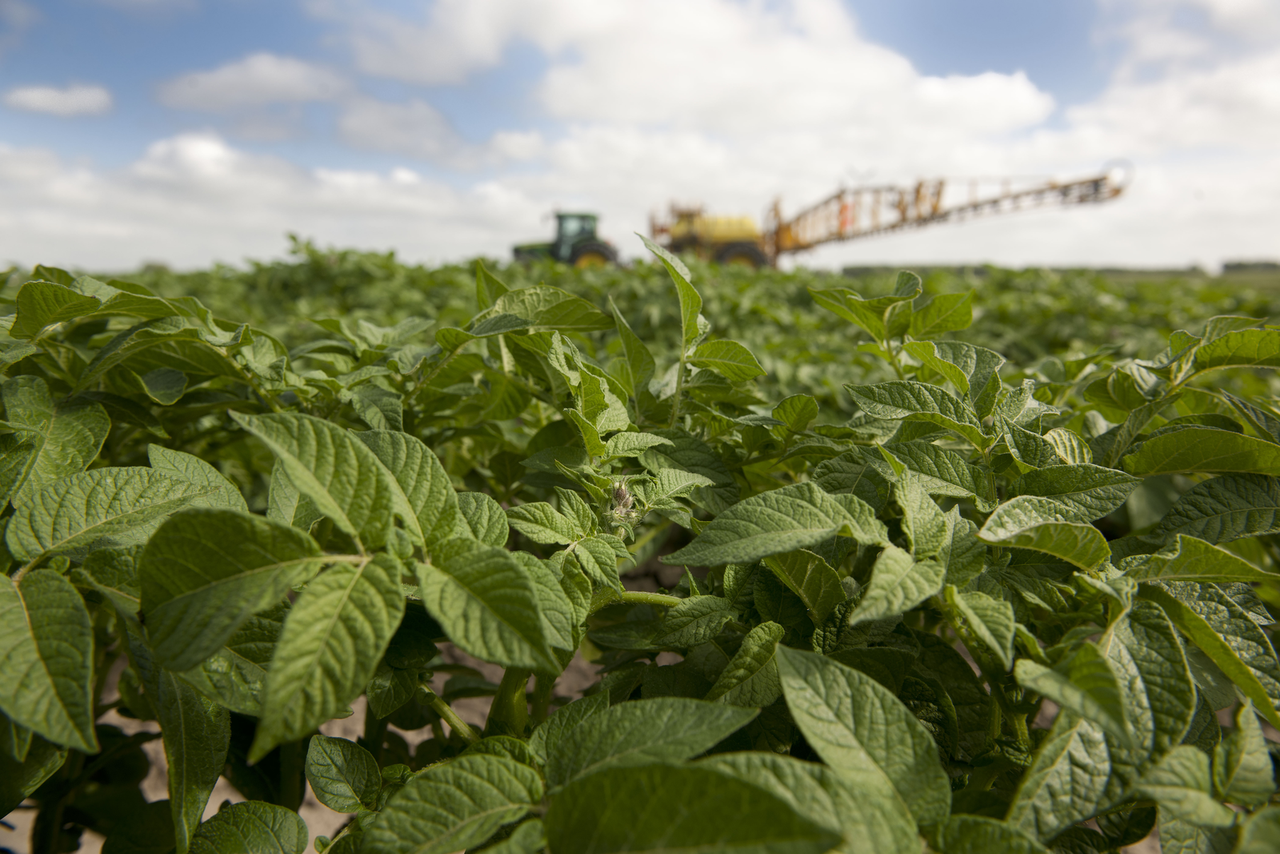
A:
<box><xmin>2</xmin><ymin>238</ymin><xmax>1280</xmax><ymax>854</ymax></box>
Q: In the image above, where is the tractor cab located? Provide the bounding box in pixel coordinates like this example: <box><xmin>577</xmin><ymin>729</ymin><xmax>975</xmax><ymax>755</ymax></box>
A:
<box><xmin>513</xmin><ymin>211</ymin><xmax>618</xmax><ymax>267</ymax></box>
<box><xmin>553</xmin><ymin>213</ymin><xmax>596</xmax><ymax>261</ymax></box>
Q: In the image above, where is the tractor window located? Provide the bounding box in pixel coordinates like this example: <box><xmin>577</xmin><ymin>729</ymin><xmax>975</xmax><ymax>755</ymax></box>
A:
<box><xmin>559</xmin><ymin>216</ymin><xmax>584</xmax><ymax>239</ymax></box>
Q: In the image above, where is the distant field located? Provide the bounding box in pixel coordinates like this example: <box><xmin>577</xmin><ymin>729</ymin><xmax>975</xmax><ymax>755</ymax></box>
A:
<box><xmin>7</xmin><ymin>242</ymin><xmax>1277</xmax><ymax>418</ymax></box>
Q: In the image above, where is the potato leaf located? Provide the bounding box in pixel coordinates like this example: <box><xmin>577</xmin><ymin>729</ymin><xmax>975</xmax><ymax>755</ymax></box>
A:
<box><xmin>249</xmin><ymin>554</ymin><xmax>404</xmax><ymax>761</ymax></box>
<box><xmin>777</xmin><ymin>646</ymin><xmax>951</xmax><ymax>826</ymax></box>
<box><xmin>544</xmin><ymin>763</ymin><xmax>839</xmax><ymax>854</ymax></box>
<box><xmin>665</xmin><ymin>482</ymin><xmax>888</xmax><ymax>566</ymax></box>
<box><xmin>366</xmin><ymin>754</ymin><xmax>543</xmax><ymax>854</ymax></box>
<box><xmin>0</xmin><ymin>570</ymin><xmax>98</xmax><ymax>752</ymax></box>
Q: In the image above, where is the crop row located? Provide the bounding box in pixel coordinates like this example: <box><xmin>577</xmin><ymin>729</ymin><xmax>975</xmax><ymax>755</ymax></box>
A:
<box><xmin>1</xmin><ymin>239</ymin><xmax>1279</xmax><ymax>853</ymax></box>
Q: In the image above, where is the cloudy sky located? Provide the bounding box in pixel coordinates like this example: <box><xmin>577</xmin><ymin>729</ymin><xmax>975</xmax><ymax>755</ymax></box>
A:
<box><xmin>1</xmin><ymin>0</ymin><xmax>1277</xmax><ymax>272</ymax></box>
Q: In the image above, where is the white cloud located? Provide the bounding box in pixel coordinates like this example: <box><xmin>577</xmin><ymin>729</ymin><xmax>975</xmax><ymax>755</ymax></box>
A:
<box><xmin>0</xmin><ymin>133</ymin><xmax>548</xmax><ymax>269</ymax></box>
<box><xmin>1097</xmin><ymin>0</ymin><xmax>1280</xmax><ymax>79</ymax></box>
<box><xmin>1124</xmin><ymin>0</ymin><xmax>1280</xmax><ymax>41</ymax></box>
<box><xmin>337</xmin><ymin>98</ymin><xmax>462</xmax><ymax>162</ymax></box>
<box><xmin>313</xmin><ymin>0</ymin><xmax>1058</xmax><ymax>185</ymax></box>
<box><xmin>1062</xmin><ymin>50</ymin><xmax>1280</xmax><ymax>154</ymax></box>
<box><xmin>0</xmin><ymin>0</ymin><xmax>37</xmax><ymax>55</ymax></box>
<box><xmin>315</xmin><ymin>0</ymin><xmax>1054</xmax><ymax>138</ymax></box>
<box><xmin>336</xmin><ymin>97</ymin><xmax>546</xmax><ymax>167</ymax></box>
<box><xmin>532</xmin><ymin>1</ymin><xmax>1052</xmax><ymax>137</ymax></box>
<box><xmin>4</xmin><ymin>84</ymin><xmax>113</xmax><ymax>116</ymax></box>
<box><xmin>305</xmin><ymin>0</ymin><xmax>540</xmax><ymax>86</ymax></box>
<box><xmin>157</xmin><ymin>53</ymin><xmax>350</xmax><ymax>112</ymax></box>
<box><xmin>155</xmin><ymin>50</ymin><xmax>535</xmax><ymax>166</ymax></box>
<box><xmin>488</xmin><ymin>130</ymin><xmax>545</xmax><ymax>163</ymax></box>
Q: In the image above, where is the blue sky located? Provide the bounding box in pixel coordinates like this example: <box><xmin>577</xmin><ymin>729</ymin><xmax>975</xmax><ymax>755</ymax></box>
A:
<box><xmin>3</xmin><ymin>0</ymin><xmax>1107</xmax><ymax>166</ymax></box>
<box><xmin>1</xmin><ymin>0</ymin><xmax>1278</xmax><ymax>270</ymax></box>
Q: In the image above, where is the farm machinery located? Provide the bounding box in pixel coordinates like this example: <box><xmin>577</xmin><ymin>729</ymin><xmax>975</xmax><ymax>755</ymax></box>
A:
<box><xmin>649</xmin><ymin>163</ymin><xmax>1131</xmax><ymax>269</ymax></box>
<box><xmin>512</xmin><ymin>212</ymin><xmax>618</xmax><ymax>268</ymax></box>
<box><xmin>512</xmin><ymin>165</ymin><xmax>1129</xmax><ymax>270</ymax></box>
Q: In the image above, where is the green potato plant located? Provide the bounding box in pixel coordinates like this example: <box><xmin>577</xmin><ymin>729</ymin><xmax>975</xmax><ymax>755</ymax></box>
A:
<box><xmin>1</xmin><ymin>239</ymin><xmax>1279</xmax><ymax>854</ymax></box>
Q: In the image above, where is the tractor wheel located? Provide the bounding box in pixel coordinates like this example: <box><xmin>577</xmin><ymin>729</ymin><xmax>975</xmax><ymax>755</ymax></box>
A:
<box><xmin>570</xmin><ymin>242</ymin><xmax>617</xmax><ymax>269</ymax></box>
<box><xmin>715</xmin><ymin>242</ymin><xmax>768</xmax><ymax>270</ymax></box>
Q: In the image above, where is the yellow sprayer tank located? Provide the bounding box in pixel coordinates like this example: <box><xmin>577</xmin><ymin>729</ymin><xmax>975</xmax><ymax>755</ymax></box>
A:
<box><xmin>650</xmin><ymin>205</ymin><xmax>770</xmax><ymax>268</ymax></box>
<box><xmin>670</xmin><ymin>213</ymin><xmax>761</xmax><ymax>244</ymax></box>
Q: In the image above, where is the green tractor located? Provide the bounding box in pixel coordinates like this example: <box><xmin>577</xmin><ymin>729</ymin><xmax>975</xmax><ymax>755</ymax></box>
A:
<box><xmin>513</xmin><ymin>212</ymin><xmax>618</xmax><ymax>268</ymax></box>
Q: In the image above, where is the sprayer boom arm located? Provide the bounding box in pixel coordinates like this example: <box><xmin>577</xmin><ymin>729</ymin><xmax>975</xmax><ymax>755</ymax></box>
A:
<box><xmin>766</xmin><ymin>164</ymin><xmax>1130</xmax><ymax>259</ymax></box>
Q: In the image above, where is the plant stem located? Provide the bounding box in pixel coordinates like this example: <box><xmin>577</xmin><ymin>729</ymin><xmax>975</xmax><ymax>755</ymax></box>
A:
<box><xmin>498</xmin><ymin>334</ymin><xmax>515</xmax><ymax>374</ymax></box>
<box><xmin>588</xmin><ymin>589</ymin><xmax>683</xmax><ymax>617</ymax></box>
<box><xmin>227</xmin><ymin>357</ymin><xmax>283</xmax><ymax>413</ymax></box>
<box><xmin>530</xmin><ymin>675</ymin><xmax>555</xmax><ymax>726</ymax></box>
<box><xmin>32</xmin><ymin>751</ymin><xmax>84</xmax><ymax>854</ymax></box>
<box><xmin>93</xmin><ymin>645</ymin><xmax>121</xmax><ymax>717</ymax></box>
<box><xmin>968</xmin><ymin>761</ymin><xmax>1006</xmax><ymax>792</ymax></box>
<box><xmin>669</xmin><ymin>349</ymin><xmax>687</xmax><ymax>427</ymax></box>
<box><xmin>627</xmin><ymin>520</ymin><xmax>670</xmax><ymax>557</ymax></box>
<box><xmin>622</xmin><ymin>590</ymin><xmax>684</xmax><ymax>607</ymax></box>
<box><xmin>34</xmin><ymin>731</ymin><xmax>163</xmax><ymax>853</ymax></box>
<box><xmin>986</xmin><ymin>698</ymin><xmax>1003</xmax><ymax>744</ymax></box>
<box><xmin>486</xmin><ymin>667</ymin><xmax>531</xmax><ymax>736</ymax></box>
<box><xmin>362</xmin><ymin>708</ymin><xmax>388</xmax><ymax>766</ymax></box>
<box><xmin>936</xmin><ymin>593</ymin><xmax>1030</xmax><ymax>751</ymax></box>
<box><xmin>1009</xmin><ymin>709</ymin><xmax>1031</xmax><ymax>747</ymax></box>
<box><xmin>407</xmin><ymin>347</ymin><xmax>464</xmax><ymax>407</ymax></box>
<box><xmin>12</xmin><ymin>559</ymin><xmax>40</xmax><ymax>583</ymax></box>
<box><xmin>422</xmin><ymin>687</ymin><xmax>480</xmax><ymax>744</ymax></box>
<box><xmin>53</xmin><ymin>733</ymin><xmax>162</xmax><ymax>798</ymax></box>
<box><xmin>279</xmin><ymin>740</ymin><xmax>304</xmax><ymax>811</ymax></box>
<box><xmin>982</xmin><ymin>447</ymin><xmax>999</xmax><ymax>506</ymax></box>
<box><xmin>883</xmin><ymin>337</ymin><xmax>907</xmax><ymax>381</ymax></box>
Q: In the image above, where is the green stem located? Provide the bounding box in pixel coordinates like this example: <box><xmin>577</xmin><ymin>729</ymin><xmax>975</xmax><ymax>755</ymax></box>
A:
<box><xmin>979</xmin><ymin>447</ymin><xmax>999</xmax><ymax>508</ymax></box>
<box><xmin>627</xmin><ymin>520</ymin><xmax>669</xmax><ymax>556</ymax></box>
<box><xmin>423</xmin><ymin>687</ymin><xmax>480</xmax><ymax>744</ymax></box>
<box><xmin>327</xmin><ymin>824</ymin><xmax>357</xmax><ymax>849</ymax></box>
<box><xmin>668</xmin><ymin>350</ymin><xmax>688</xmax><ymax>427</ymax></box>
<box><xmin>498</xmin><ymin>334</ymin><xmax>515</xmax><ymax>374</ymax></box>
<box><xmin>93</xmin><ymin>645</ymin><xmax>121</xmax><ymax>717</ymax></box>
<box><xmin>486</xmin><ymin>668</ymin><xmax>531</xmax><ymax>737</ymax></box>
<box><xmin>35</xmin><ymin>730</ymin><xmax>161</xmax><ymax>851</ymax></box>
<box><xmin>1172</xmin><ymin>369</ymin><xmax>1217</xmax><ymax>391</ymax></box>
<box><xmin>362</xmin><ymin>708</ymin><xmax>389</xmax><ymax>767</ymax></box>
<box><xmin>226</xmin><ymin>356</ymin><xmax>283</xmax><ymax>414</ymax></box>
<box><xmin>968</xmin><ymin>761</ymin><xmax>1006</xmax><ymax>792</ymax></box>
<box><xmin>985</xmin><ymin>675</ymin><xmax>1029</xmax><ymax>747</ymax></box>
<box><xmin>936</xmin><ymin>594</ymin><xmax>1029</xmax><ymax>750</ymax></box>
<box><xmin>12</xmin><ymin>559</ymin><xmax>40</xmax><ymax>583</ymax></box>
<box><xmin>322</xmin><ymin>555</ymin><xmax>373</xmax><ymax>565</ymax></box>
<box><xmin>32</xmin><ymin>751</ymin><xmax>84</xmax><ymax>854</ymax></box>
<box><xmin>588</xmin><ymin>590</ymin><xmax>683</xmax><ymax>617</ymax></box>
<box><xmin>279</xmin><ymin>740</ymin><xmax>304</xmax><ymax>811</ymax></box>
<box><xmin>986</xmin><ymin>698</ymin><xmax>1003</xmax><ymax>744</ymax></box>
<box><xmin>65</xmin><ymin>733</ymin><xmax>162</xmax><ymax>792</ymax></box>
<box><xmin>530</xmin><ymin>675</ymin><xmax>555</xmax><ymax>726</ymax></box>
<box><xmin>620</xmin><ymin>590</ymin><xmax>684</xmax><ymax>607</ymax></box>
<box><xmin>501</xmin><ymin>373</ymin><xmax>561</xmax><ymax>409</ymax></box>
<box><xmin>883</xmin><ymin>337</ymin><xmax>907</xmax><ymax>381</ymax></box>
<box><xmin>1010</xmin><ymin>709</ymin><xmax>1031</xmax><ymax>747</ymax></box>
<box><xmin>407</xmin><ymin>347</ymin><xmax>464</xmax><ymax>408</ymax></box>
